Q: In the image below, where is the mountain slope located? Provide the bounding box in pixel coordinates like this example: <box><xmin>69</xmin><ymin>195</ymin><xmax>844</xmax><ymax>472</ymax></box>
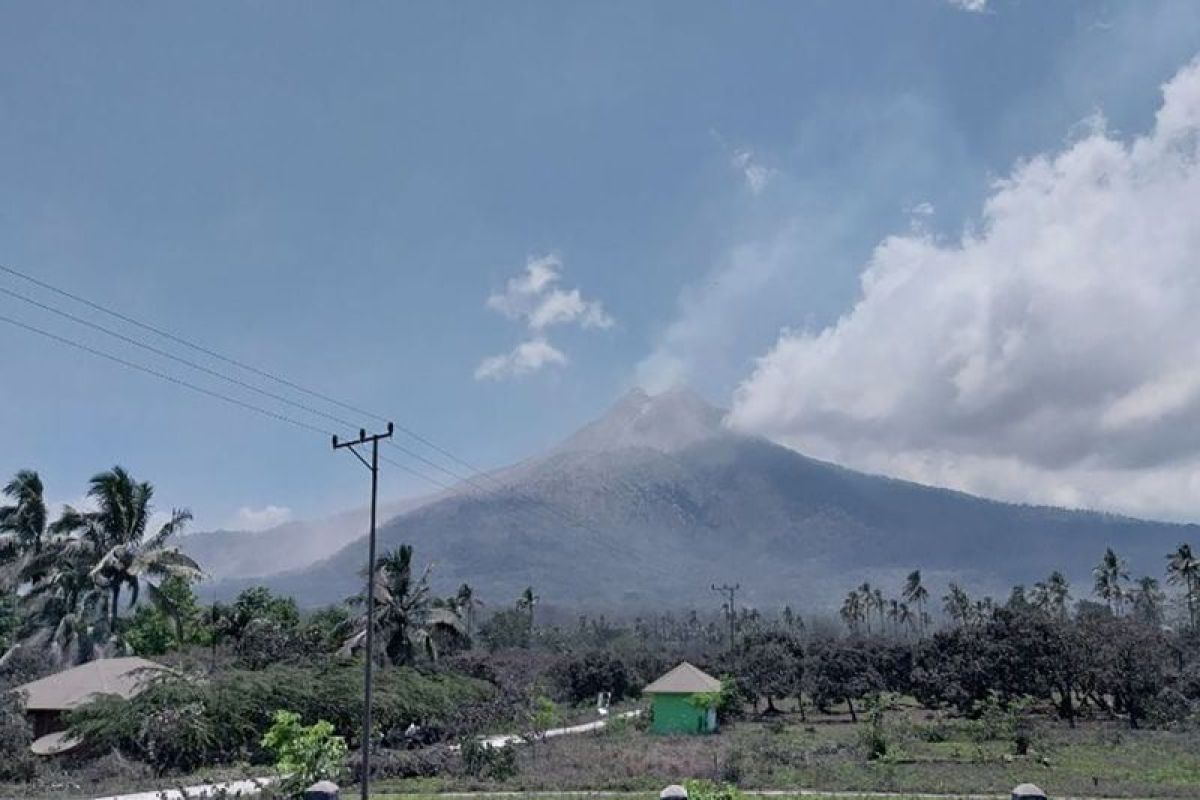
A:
<box><xmin>232</xmin><ymin>389</ymin><xmax>1198</xmax><ymax>609</ymax></box>
<box><xmin>181</xmin><ymin>496</ymin><xmax>429</xmax><ymax>581</ymax></box>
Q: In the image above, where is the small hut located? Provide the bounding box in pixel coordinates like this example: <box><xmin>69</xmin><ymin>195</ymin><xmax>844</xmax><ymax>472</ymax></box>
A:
<box><xmin>643</xmin><ymin>662</ymin><xmax>722</xmax><ymax>734</ymax></box>
<box><xmin>11</xmin><ymin>656</ymin><xmax>167</xmax><ymax>754</ymax></box>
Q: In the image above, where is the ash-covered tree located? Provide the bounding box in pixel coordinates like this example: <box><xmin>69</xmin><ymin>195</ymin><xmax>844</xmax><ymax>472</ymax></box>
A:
<box><xmin>809</xmin><ymin>640</ymin><xmax>880</xmax><ymax>722</ymax></box>
<box><xmin>342</xmin><ymin>544</ymin><xmax>464</xmax><ymax>665</ymax></box>
<box><xmin>739</xmin><ymin>630</ymin><xmax>805</xmax><ymax>716</ymax></box>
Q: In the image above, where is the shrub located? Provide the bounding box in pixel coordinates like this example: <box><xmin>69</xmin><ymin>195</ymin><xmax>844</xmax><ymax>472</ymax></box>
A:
<box><xmin>0</xmin><ymin>689</ymin><xmax>37</xmax><ymax>781</ymax></box>
<box><xmin>69</xmin><ymin>663</ymin><xmax>491</xmax><ymax>773</ymax></box>
<box><xmin>124</xmin><ymin>604</ymin><xmax>175</xmax><ymax>656</ymax></box>
<box><xmin>551</xmin><ymin>651</ymin><xmax>631</xmax><ymax>704</ymax></box>
<box><xmin>685</xmin><ymin>778</ymin><xmax>744</xmax><ymax>800</ymax></box>
<box><xmin>236</xmin><ymin>619</ymin><xmax>297</xmax><ymax>670</ymax></box>
<box><xmin>261</xmin><ymin>710</ymin><xmax>347</xmax><ymax>793</ymax></box>
<box><xmin>460</xmin><ymin>738</ymin><xmax>518</xmax><ymax>780</ymax></box>
<box><xmin>857</xmin><ymin>693</ymin><xmax>888</xmax><ymax>760</ymax></box>
<box><xmin>363</xmin><ymin>744</ymin><xmax>452</xmax><ymax>779</ymax></box>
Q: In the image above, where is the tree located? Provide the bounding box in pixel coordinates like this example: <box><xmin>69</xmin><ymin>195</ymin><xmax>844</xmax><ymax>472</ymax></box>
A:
<box><xmin>1167</xmin><ymin>543</ymin><xmax>1199</xmax><ymax>631</ymax></box>
<box><xmin>840</xmin><ymin>590</ymin><xmax>865</xmax><ymax>634</ymax></box>
<box><xmin>454</xmin><ymin>583</ymin><xmax>482</xmax><ymax>640</ymax></box>
<box><xmin>809</xmin><ymin>641</ymin><xmax>879</xmax><ymax>722</ymax></box>
<box><xmin>1093</xmin><ymin>547</ymin><xmax>1129</xmax><ymax>616</ymax></box>
<box><xmin>1131</xmin><ymin>576</ymin><xmax>1166</xmax><ymax>627</ymax></box>
<box><xmin>342</xmin><ymin>544</ymin><xmax>464</xmax><ymax>665</ymax></box>
<box><xmin>902</xmin><ymin>570</ymin><xmax>929</xmax><ymax>635</ymax></box>
<box><xmin>53</xmin><ymin>467</ymin><xmax>200</xmax><ymax>628</ymax></box>
<box><xmin>943</xmin><ymin>583</ymin><xmax>974</xmax><ymax>626</ymax></box>
<box><xmin>517</xmin><ymin>586</ymin><xmax>539</xmax><ymax>640</ymax></box>
<box><xmin>0</xmin><ymin>470</ymin><xmax>49</xmax><ymax>588</ymax></box>
<box><xmin>1031</xmin><ymin>571</ymin><xmax>1071</xmax><ymax>619</ymax></box>
<box><xmin>739</xmin><ymin>631</ymin><xmax>805</xmax><ymax>715</ymax></box>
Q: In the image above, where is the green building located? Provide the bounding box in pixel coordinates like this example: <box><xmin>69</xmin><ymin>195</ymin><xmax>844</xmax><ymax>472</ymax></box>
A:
<box><xmin>643</xmin><ymin>662</ymin><xmax>722</xmax><ymax>735</ymax></box>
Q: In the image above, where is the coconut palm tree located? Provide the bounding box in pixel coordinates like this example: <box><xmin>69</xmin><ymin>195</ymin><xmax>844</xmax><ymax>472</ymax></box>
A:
<box><xmin>54</xmin><ymin>467</ymin><xmax>199</xmax><ymax>627</ymax></box>
<box><xmin>943</xmin><ymin>583</ymin><xmax>973</xmax><ymax>626</ymax></box>
<box><xmin>897</xmin><ymin>602</ymin><xmax>916</xmax><ymax>636</ymax></box>
<box><xmin>343</xmin><ymin>544</ymin><xmax>465</xmax><ymax>665</ymax></box>
<box><xmin>1131</xmin><ymin>576</ymin><xmax>1166</xmax><ymax>626</ymax></box>
<box><xmin>1031</xmin><ymin>570</ymin><xmax>1072</xmax><ymax>618</ymax></box>
<box><xmin>518</xmin><ymin>585</ymin><xmax>539</xmax><ymax>639</ymax></box>
<box><xmin>453</xmin><ymin>583</ymin><xmax>481</xmax><ymax>640</ymax></box>
<box><xmin>1167</xmin><ymin>543</ymin><xmax>1199</xmax><ymax>630</ymax></box>
<box><xmin>0</xmin><ymin>470</ymin><xmax>49</xmax><ymax>588</ymax></box>
<box><xmin>839</xmin><ymin>589</ymin><xmax>864</xmax><ymax>634</ymax></box>
<box><xmin>902</xmin><ymin>570</ymin><xmax>929</xmax><ymax>635</ymax></box>
<box><xmin>1093</xmin><ymin>547</ymin><xmax>1129</xmax><ymax>615</ymax></box>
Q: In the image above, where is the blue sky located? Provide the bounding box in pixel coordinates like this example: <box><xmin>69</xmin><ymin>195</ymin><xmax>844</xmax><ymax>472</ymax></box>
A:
<box><xmin>4</xmin><ymin>1</ymin><xmax>1200</xmax><ymax>529</ymax></box>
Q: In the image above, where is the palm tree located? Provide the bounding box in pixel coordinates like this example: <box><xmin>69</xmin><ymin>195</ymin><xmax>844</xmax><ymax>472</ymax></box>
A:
<box><xmin>1031</xmin><ymin>570</ymin><xmax>1072</xmax><ymax>618</ymax></box>
<box><xmin>943</xmin><ymin>583</ymin><xmax>973</xmax><ymax>626</ymax></box>
<box><xmin>1167</xmin><ymin>543</ymin><xmax>1199</xmax><ymax>630</ymax></box>
<box><xmin>517</xmin><ymin>586</ymin><xmax>539</xmax><ymax>640</ymax></box>
<box><xmin>54</xmin><ymin>467</ymin><xmax>199</xmax><ymax>627</ymax></box>
<box><xmin>886</xmin><ymin>599</ymin><xmax>901</xmax><ymax>635</ymax></box>
<box><xmin>1093</xmin><ymin>547</ymin><xmax>1129</xmax><ymax>615</ymax></box>
<box><xmin>1131</xmin><ymin>576</ymin><xmax>1166</xmax><ymax>626</ymax></box>
<box><xmin>344</xmin><ymin>544</ymin><xmax>465</xmax><ymax>665</ymax></box>
<box><xmin>0</xmin><ymin>470</ymin><xmax>49</xmax><ymax>588</ymax></box>
<box><xmin>897</xmin><ymin>602</ymin><xmax>916</xmax><ymax>636</ymax></box>
<box><xmin>454</xmin><ymin>583</ymin><xmax>481</xmax><ymax>640</ymax></box>
<box><xmin>902</xmin><ymin>570</ymin><xmax>929</xmax><ymax>635</ymax></box>
<box><xmin>840</xmin><ymin>589</ymin><xmax>864</xmax><ymax>634</ymax></box>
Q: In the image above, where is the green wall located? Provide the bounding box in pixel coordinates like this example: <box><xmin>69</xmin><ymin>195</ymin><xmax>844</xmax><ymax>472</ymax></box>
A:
<box><xmin>650</xmin><ymin>693</ymin><xmax>716</xmax><ymax>735</ymax></box>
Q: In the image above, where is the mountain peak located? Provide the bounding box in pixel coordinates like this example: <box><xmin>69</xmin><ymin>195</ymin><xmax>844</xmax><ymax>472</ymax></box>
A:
<box><xmin>557</xmin><ymin>386</ymin><xmax>726</xmax><ymax>454</ymax></box>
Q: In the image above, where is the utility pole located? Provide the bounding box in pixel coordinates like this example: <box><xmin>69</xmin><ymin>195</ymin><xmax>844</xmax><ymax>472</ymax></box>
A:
<box><xmin>711</xmin><ymin>583</ymin><xmax>740</xmax><ymax>652</ymax></box>
<box><xmin>333</xmin><ymin>423</ymin><xmax>393</xmax><ymax>800</ymax></box>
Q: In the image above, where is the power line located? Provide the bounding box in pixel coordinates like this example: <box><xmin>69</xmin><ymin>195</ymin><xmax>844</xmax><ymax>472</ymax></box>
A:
<box><xmin>0</xmin><ymin>262</ymin><xmax>489</xmax><ymax>477</ymax></box>
<box><xmin>0</xmin><ymin>280</ymin><xmax>504</xmax><ymax>495</ymax></box>
<box><xmin>0</xmin><ymin>310</ymin><xmax>459</xmax><ymax>493</ymax></box>
<box><xmin>0</xmin><ymin>267</ymin><xmax>681</xmax><ymax>580</ymax></box>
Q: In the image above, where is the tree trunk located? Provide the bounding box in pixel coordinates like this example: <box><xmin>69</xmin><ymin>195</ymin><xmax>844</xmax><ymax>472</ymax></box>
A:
<box><xmin>847</xmin><ymin>697</ymin><xmax>857</xmax><ymax>723</ymax></box>
<box><xmin>797</xmin><ymin>693</ymin><xmax>807</xmax><ymax>722</ymax></box>
<box><xmin>1058</xmin><ymin>685</ymin><xmax>1076</xmax><ymax>729</ymax></box>
<box><xmin>110</xmin><ymin>584</ymin><xmax>121</xmax><ymax>628</ymax></box>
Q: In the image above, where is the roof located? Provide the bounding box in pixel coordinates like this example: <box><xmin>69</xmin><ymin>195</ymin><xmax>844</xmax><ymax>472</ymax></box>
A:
<box><xmin>30</xmin><ymin>730</ymin><xmax>80</xmax><ymax>756</ymax></box>
<box><xmin>642</xmin><ymin>662</ymin><xmax>722</xmax><ymax>694</ymax></box>
<box><xmin>13</xmin><ymin>657</ymin><xmax>167</xmax><ymax>711</ymax></box>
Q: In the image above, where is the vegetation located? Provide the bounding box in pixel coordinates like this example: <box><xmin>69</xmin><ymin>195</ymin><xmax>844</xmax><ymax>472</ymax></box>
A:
<box><xmin>261</xmin><ymin>709</ymin><xmax>348</xmax><ymax>793</ymax></box>
<box><xmin>1</xmin><ymin>466</ymin><xmax>200</xmax><ymax>665</ymax></box>
<box><xmin>5</xmin><ymin>468</ymin><xmax>1200</xmax><ymax>799</ymax></box>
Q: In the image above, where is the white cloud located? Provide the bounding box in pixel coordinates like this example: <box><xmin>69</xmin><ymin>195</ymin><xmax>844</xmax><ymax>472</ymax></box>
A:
<box><xmin>729</xmin><ymin>56</ymin><xmax>1200</xmax><ymax>520</ymax></box>
<box><xmin>485</xmin><ymin>254</ymin><xmax>613</xmax><ymax>331</ymax></box>
<box><xmin>478</xmin><ymin>254</ymin><xmax>612</xmax><ymax>380</ymax></box>
<box><xmin>475</xmin><ymin>338</ymin><xmax>568</xmax><ymax>380</ymax></box>
<box><xmin>947</xmin><ymin>0</ymin><xmax>988</xmax><ymax>12</ymax></box>
<box><xmin>731</xmin><ymin>149</ymin><xmax>775</xmax><ymax>195</ymax></box>
<box><xmin>230</xmin><ymin>504</ymin><xmax>292</xmax><ymax>532</ymax></box>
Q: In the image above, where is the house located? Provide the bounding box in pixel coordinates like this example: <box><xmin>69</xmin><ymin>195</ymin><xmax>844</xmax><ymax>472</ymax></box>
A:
<box><xmin>642</xmin><ymin>661</ymin><xmax>722</xmax><ymax>734</ymax></box>
<box><xmin>11</xmin><ymin>656</ymin><xmax>168</xmax><ymax>754</ymax></box>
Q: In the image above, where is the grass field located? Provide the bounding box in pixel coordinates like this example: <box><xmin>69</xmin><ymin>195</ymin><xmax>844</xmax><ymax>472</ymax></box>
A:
<box><xmin>372</xmin><ymin>702</ymin><xmax>1200</xmax><ymax>800</ymax></box>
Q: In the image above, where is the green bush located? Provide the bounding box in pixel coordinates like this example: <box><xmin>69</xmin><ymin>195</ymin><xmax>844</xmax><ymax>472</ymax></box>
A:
<box><xmin>685</xmin><ymin>778</ymin><xmax>744</xmax><ymax>800</ymax></box>
<box><xmin>261</xmin><ymin>710</ymin><xmax>347</xmax><ymax>793</ymax></box>
<box><xmin>68</xmin><ymin>662</ymin><xmax>491</xmax><ymax>774</ymax></box>
<box><xmin>460</xmin><ymin>738</ymin><xmax>518</xmax><ymax>780</ymax></box>
<box><xmin>857</xmin><ymin>693</ymin><xmax>889</xmax><ymax>760</ymax></box>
